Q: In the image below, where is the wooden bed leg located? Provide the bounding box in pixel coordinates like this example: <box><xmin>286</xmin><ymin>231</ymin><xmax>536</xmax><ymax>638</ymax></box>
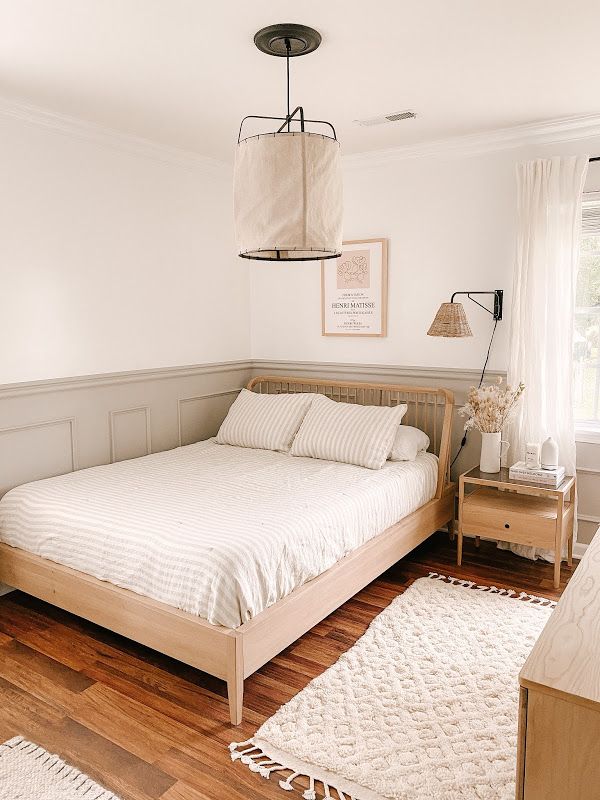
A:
<box><xmin>227</xmin><ymin>673</ymin><xmax>244</xmax><ymax>726</ymax></box>
<box><xmin>447</xmin><ymin>517</ymin><xmax>455</xmax><ymax>542</ymax></box>
<box><xmin>227</xmin><ymin>633</ymin><xmax>244</xmax><ymax>725</ymax></box>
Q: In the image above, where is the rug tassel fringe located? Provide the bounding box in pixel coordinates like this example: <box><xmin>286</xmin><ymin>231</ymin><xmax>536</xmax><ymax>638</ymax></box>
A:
<box><xmin>427</xmin><ymin>572</ymin><xmax>556</xmax><ymax>608</ymax></box>
<box><xmin>230</xmin><ymin>741</ymin><xmax>357</xmax><ymax>800</ymax></box>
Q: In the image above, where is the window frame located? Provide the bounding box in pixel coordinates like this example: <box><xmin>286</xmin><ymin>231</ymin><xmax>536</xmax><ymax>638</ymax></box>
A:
<box><xmin>575</xmin><ymin>191</ymin><xmax>600</xmax><ymax>441</ymax></box>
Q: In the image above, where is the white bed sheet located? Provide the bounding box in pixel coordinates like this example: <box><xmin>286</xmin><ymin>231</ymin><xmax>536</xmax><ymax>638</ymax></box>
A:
<box><xmin>0</xmin><ymin>439</ymin><xmax>438</xmax><ymax>628</ymax></box>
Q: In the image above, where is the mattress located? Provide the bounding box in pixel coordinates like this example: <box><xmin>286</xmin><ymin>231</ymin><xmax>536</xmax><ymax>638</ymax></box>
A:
<box><xmin>0</xmin><ymin>439</ymin><xmax>438</xmax><ymax>628</ymax></box>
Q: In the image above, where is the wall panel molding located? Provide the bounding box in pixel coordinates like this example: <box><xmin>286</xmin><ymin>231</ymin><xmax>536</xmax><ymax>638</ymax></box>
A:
<box><xmin>250</xmin><ymin>359</ymin><xmax>506</xmax><ymax>385</ymax></box>
<box><xmin>109</xmin><ymin>406</ymin><xmax>152</xmax><ymax>463</ymax></box>
<box><xmin>0</xmin><ymin>417</ymin><xmax>77</xmax><ymax>471</ymax></box>
<box><xmin>0</xmin><ymin>417</ymin><xmax>77</xmax><ymax>497</ymax></box>
<box><xmin>0</xmin><ymin>360</ymin><xmax>251</xmax><ymax>398</ymax></box>
<box><xmin>177</xmin><ymin>390</ymin><xmax>239</xmax><ymax>447</ymax></box>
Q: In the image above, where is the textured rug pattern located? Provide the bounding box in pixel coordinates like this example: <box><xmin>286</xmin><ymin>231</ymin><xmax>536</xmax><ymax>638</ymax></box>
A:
<box><xmin>231</xmin><ymin>574</ymin><xmax>555</xmax><ymax>800</ymax></box>
<box><xmin>0</xmin><ymin>736</ymin><xmax>119</xmax><ymax>800</ymax></box>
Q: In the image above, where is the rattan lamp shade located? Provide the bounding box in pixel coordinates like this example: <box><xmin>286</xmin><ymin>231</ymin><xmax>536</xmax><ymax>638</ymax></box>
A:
<box><xmin>427</xmin><ymin>302</ymin><xmax>473</xmax><ymax>337</ymax></box>
<box><xmin>234</xmin><ymin>131</ymin><xmax>343</xmax><ymax>261</ymax></box>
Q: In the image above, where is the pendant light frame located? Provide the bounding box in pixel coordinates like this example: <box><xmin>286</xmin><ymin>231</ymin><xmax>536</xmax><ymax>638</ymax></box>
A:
<box><xmin>238</xmin><ymin>25</ymin><xmax>338</xmax><ymax>144</ymax></box>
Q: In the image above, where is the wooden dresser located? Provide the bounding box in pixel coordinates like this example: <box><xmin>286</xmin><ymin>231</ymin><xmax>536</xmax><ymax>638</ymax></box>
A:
<box><xmin>516</xmin><ymin>529</ymin><xmax>600</xmax><ymax>799</ymax></box>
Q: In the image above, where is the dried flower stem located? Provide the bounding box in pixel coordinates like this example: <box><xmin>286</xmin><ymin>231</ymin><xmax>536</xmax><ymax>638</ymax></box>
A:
<box><xmin>458</xmin><ymin>378</ymin><xmax>525</xmax><ymax>434</ymax></box>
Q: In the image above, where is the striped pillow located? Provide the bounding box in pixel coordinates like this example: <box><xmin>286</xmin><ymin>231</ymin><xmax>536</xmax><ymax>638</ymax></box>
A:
<box><xmin>215</xmin><ymin>388</ymin><xmax>314</xmax><ymax>452</ymax></box>
<box><xmin>291</xmin><ymin>395</ymin><xmax>408</xmax><ymax>469</ymax></box>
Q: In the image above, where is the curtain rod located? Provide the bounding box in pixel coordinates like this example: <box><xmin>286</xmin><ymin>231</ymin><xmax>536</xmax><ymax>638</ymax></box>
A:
<box><xmin>591</xmin><ymin>157</ymin><xmax>600</xmax><ymax>163</ymax></box>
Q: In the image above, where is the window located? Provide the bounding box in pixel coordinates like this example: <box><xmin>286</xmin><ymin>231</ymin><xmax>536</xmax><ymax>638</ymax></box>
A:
<box><xmin>574</xmin><ymin>192</ymin><xmax>600</xmax><ymax>433</ymax></box>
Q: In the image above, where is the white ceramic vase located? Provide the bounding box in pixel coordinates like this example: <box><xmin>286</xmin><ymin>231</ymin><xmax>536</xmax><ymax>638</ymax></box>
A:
<box><xmin>480</xmin><ymin>431</ymin><xmax>509</xmax><ymax>473</ymax></box>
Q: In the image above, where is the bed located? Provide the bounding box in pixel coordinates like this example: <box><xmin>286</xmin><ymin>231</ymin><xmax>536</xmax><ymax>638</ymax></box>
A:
<box><xmin>0</xmin><ymin>376</ymin><xmax>454</xmax><ymax>724</ymax></box>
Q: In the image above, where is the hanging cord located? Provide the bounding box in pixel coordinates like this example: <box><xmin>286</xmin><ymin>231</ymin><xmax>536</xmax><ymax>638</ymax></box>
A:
<box><xmin>285</xmin><ymin>38</ymin><xmax>291</xmax><ymax>131</ymax></box>
<box><xmin>450</xmin><ymin>318</ymin><xmax>499</xmax><ymax>469</ymax></box>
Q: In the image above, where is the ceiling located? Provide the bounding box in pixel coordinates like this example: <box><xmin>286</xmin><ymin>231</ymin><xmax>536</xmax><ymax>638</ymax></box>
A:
<box><xmin>2</xmin><ymin>0</ymin><xmax>600</xmax><ymax>163</ymax></box>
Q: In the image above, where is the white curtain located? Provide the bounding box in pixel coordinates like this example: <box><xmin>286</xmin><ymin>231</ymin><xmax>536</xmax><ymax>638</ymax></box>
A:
<box><xmin>503</xmin><ymin>155</ymin><xmax>588</xmax><ymax>561</ymax></box>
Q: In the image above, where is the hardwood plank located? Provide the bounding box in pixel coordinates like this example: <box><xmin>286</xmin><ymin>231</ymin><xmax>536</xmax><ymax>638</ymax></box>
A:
<box><xmin>49</xmin><ymin>718</ymin><xmax>175</xmax><ymax>800</ymax></box>
<box><xmin>0</xmin><ymin>639</ymin><xmax>93</xmax><ymax>692</ymax></box>
<box><xmin>161</xmin><ymin>782</ymin><xmax>216</xmax><ymax>800</ymax></box>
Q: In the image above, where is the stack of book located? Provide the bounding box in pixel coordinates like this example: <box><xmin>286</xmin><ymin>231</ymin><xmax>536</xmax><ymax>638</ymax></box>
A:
<box><xmin>508</xmin><ymin>461</ymin><xmax>566</xmax><ymax>488</ymax></box>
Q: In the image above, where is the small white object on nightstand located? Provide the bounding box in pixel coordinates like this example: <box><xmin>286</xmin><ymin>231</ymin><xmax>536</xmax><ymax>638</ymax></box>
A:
<box><xmin>541</xmin><ymin>436</ymin><xmax>559</xmax><ymax>470</ymax></box>
<box><xmin>525</xmin><ymin>442</ymin><xmax>541</xmax><ymax>469</ymax></box>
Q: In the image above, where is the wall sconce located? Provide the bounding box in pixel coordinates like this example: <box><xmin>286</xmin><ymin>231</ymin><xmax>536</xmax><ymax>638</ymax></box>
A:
<box><xmin>427</xmin><ymin>290</ymin><xmax>503</xmax><ymax>338</ymax></box>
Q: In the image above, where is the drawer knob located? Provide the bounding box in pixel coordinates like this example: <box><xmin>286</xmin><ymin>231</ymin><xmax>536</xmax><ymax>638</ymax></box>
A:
<box><xmin>504</xmin><ymin>523</ymin><xmax>510</xmax><ymax>529</ymax></box>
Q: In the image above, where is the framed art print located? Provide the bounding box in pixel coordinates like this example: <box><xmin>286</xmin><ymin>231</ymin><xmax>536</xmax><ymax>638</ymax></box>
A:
<box><xmin>321</xmin><ymin>238</ymin><xmax>388</xmax><ymax>336</ymax></box>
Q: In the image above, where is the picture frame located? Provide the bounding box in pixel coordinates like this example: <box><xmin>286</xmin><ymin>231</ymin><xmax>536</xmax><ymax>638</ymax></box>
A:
<box><xmin>321</xmin><ymin>238</ymin><xmax>388</xmax><ymax>337</ymax></box>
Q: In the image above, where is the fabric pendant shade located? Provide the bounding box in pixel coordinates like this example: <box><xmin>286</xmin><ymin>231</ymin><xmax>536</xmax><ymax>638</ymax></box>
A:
<box><xmin>235</xmin><ymin>23</ymin><xmax>342</xmax><ymax>262</ymax></box>
<box><xmin>234</xmin><ymin>131</ymin><xmax>343</xmax><ymax>260</ymax></box>
<box><xmin>427</xmin><ymin>302</ymin><xmax>473</xmax><ymax>337</ymax></box>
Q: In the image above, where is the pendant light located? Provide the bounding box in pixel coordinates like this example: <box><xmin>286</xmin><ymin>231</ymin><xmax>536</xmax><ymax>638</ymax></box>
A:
<box><xmin>234</xmin><ymin>24</ymin><xmax>343</xmax><ymax>261</ymax></box>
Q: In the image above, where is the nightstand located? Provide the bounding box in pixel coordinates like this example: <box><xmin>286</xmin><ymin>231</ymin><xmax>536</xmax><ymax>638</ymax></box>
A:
<box><xmin>457</xmin><ymin>467</ymin><xmax>575</xmax><ymax>588</ymax></box>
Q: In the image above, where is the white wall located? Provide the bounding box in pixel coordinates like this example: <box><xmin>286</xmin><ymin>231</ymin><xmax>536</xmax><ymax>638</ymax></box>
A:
<box><xmin>250</xmin><ymin>138</ymin><xmax>600</xmax><ymax>372</ymax></box>
<box><xmin>0</xmin><ymin>115</ymin><xmax>250</xmax><ymax>384</ymax></box>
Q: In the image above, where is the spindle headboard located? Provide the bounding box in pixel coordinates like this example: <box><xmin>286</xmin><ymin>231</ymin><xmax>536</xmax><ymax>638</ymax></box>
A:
<box><xmin>247</xmin><ymin>375</ymin><xmax>454</xmax><ymax>498</ymax></box>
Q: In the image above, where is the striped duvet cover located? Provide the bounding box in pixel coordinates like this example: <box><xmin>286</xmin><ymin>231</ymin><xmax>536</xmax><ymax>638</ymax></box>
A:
<box><xmin>0</xmin><ymin>439</ymin><xmax>438</xmax><ymax>628</ymax></box>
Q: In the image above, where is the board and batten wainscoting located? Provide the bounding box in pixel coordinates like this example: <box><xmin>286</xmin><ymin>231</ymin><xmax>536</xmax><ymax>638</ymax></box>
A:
<box><xmin>0</xmin><ymin>358</ymin><xmax>598</xmax><ymax>595</ymax></box>
<box><xmin>0</xmin><ymin>360</ymin><xmax>252</xmax><ymax>595</ymax></box>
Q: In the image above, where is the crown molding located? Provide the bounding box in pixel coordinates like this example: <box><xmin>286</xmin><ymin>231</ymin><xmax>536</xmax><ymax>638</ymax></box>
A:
<box><xmin>0</xmin><ymin>97</ymin><xmax>229</xmax><ymax>174</ymax></box>
<box><xmin>343</xmin><ymin>114</ymin><xmax>600</xmax><ymax>169</ymax></box>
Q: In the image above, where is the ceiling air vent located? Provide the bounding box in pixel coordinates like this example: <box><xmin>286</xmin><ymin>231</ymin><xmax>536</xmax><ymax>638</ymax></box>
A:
<box><xmin>354</xmin><ymin>110</ymin><xmax>417</xmax><ymax>127</ymax></box>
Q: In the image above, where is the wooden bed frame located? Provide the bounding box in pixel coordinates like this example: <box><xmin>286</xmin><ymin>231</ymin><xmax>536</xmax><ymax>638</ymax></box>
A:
<box><xmin>0</xmin><ymin>376</ymin><xmax>455</xmax><ymax>725</ymax></box>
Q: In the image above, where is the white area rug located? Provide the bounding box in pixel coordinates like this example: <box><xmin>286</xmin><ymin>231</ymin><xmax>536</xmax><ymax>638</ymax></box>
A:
<box><xmin>0</xmin><ymin>737</ymin><xmax>119</xmax><ymax>800</ymax></box>
<box><xmin>231</xmin><ymin>574</ymin><xmax>556</xmax><ymax>800</ymax></box>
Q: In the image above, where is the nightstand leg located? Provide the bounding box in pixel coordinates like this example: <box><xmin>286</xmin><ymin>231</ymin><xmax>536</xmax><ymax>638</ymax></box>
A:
<box><xmin>448</xmin><ymin>517</ymin><xmax>455</xmax><ymax>542</ymax></box>
<box><xmin>457</xmin><ymin>479</ymin><xmax>464</xmax><ymax>566</ymax></box>
<box><xmin>554</xmin><ymin>494</ymin><xmax>564</xmax><ymax>590</ymax></box>
<box><xmin>553</xmin><ymin>554</ymin><xmax>561</xmax><ymax>589</ymax></box>
<box><xmin>568</xmin><ymin>532</ymin><xmax>573</xmax><ymax>567</ymax></box>
<box><xmin>567</xmin><ymin>484</ymin><xmax>574</xmax><ymax>568</ymax></box>
<box><xmin>475</xmin><ymin>536</ymin><xmax>481</xmax><ymax>549</ymax></box>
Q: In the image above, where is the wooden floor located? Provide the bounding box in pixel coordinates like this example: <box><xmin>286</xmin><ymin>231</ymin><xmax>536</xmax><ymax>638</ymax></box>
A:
<box><xmin>0</xmin><ymin>533</ymin><xmax>575</xmax><ymax>800</ymax></box>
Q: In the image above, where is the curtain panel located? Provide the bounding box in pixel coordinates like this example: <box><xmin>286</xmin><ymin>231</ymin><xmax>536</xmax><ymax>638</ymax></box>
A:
<box><xmin>505</xmin><ymin>155</ymin><xmax>588</xmax><ymax>559</ymax></box>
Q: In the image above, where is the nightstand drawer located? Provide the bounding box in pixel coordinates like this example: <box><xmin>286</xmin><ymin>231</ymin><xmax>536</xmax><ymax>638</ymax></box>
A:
<box><xmin>461</xmin><ymin>487</ymin><xmax>566</xmax><ymax>548</ymax></box>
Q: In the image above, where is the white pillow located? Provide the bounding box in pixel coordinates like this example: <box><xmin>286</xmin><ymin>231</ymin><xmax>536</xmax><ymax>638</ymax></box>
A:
<box><xmin>216</xmin><ymin>388</ymin><xmax>313</xmax><ymax>452</ymax></box>
<box><xmin>389</xmin><ymin>425</ymin><xmax>430</xmax><ymax>461</ymax></box>
<box><xmin>291</xmin><ymin>395</ymin><xmax>407</xmax><ymax>469</ymax></box>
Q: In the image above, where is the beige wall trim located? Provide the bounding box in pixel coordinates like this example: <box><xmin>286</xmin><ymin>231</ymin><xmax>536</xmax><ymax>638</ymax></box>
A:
<box><xmin>109</xmin><ymin>406</ymin><xmax>152</xmax><ymax>463</ymax></box>
<box><xmin>0</xmin><ymin>360</ymin><xmax>252</xmax><ymax>398</ymax></box>
<box><xmin>177</xmin><ymin>389</ymin><xmax>239</xmax><ymax>446</ymax></box>
<box><xmin>251</xmin><ymin>358</ymin><xmax>506</xmax><ymax>385</ymax></box>
<box><xmin>0</xmin><ymin>359</ymin><xmax>507</xmax><ymax>400</ymax></box>
<box><xmin>0</xmin><ymin>417</ymin><xmax>78</xmax><ymax>472</ymax></box>
<box><xmin>576</xmin><ymin>466</ymin><xmax>600</xmax><ymax>476</ymax></box>
<box><xmin>577</xmin><ymin>513</ymin><xmax>600</xmax><ymax>524</ymax></box>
